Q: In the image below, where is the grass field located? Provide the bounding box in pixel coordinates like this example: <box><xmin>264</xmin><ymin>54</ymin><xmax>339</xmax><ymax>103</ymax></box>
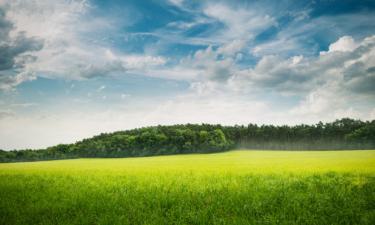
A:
<box><xmin>0</xmin><ymin>150</ymin><xmax>374</xmax><ymax>225</ymax></box>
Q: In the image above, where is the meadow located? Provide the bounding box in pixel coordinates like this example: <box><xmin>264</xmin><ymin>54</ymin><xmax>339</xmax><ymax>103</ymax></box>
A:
<box><xmin>0</xmin><ymin>150</ymin><xmax>374</xmax><ymax>225</ymax></box>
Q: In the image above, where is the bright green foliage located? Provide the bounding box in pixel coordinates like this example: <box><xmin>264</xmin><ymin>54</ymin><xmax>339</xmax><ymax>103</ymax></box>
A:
<box><xmin>1</xmin><ymin>118</ymin><xmax>375</xmax><ymax>162</ymax></box>
<box><xmin>1</xmin><ymin>150</ymin><xmax>374</xmax><ymax>225</ymax></box>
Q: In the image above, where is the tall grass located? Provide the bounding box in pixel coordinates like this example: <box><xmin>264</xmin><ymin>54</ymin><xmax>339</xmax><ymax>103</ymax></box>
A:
<box><xmin>1</xmin><ymin>150</ymin><xmax>374</xmax><ymax>225</ymax></box>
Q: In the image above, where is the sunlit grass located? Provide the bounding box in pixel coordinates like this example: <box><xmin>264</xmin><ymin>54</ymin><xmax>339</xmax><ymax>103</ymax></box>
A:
<box><xmin>1</xmin><ymin>150</ymin><xmax>374</xmax><ymax>224</ymax></box>
<box><xmin>1</xmin><ymin>150</ymin><xmax>374</xmax><ymax>174</ymax></box>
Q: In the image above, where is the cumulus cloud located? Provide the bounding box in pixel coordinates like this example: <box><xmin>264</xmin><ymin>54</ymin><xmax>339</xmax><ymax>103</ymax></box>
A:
<box><xmin>0</xmin><ymin>7</ymin><xmax>43</xmax><ymax>90</ymax></box>
<box><xmin>148</xmin><ymin>32</ymin><xmax>375</xmax><ymax>109</ymax></box>
<box><xmin>328</xmin><ymin>36</ymin><xmax>358</xmax><ymax>52</ymax></box>
<box><xmin>0</xmin><ymin>0</ymin><xmax>167</xmax><ymax>89</ymax></box>
<box><xmin>153</xmin><ymin>38</ymin><xmax>247</xmax><ymax>82</ymax></box>
<box><xmin>217</xmin><ymin>39</ymin><xmax>247</xmax><ymax>57</ymax></box>
<box><xmin>0</xmin><ymin>70</ymin><xmax>37</xmax><ymax>90</ymax></box>
<box><xmin>320</xmin><ymin>36</ymin><xmax>358</xmax><ymax>55</ymax></box>
<box><xmin>118</xmin><ymin>55</ymin><xmax>166</xmax><ymax>71</ymax></box>
<box><xmin>153</xmin><ymin>44</ymin><xmax>240</xmax><ymax>82</ymax></box>
<box><xmin>186</xmin><ymin>46</ymin><xmax>236</xmax><ymax>81</ymax></box>
<box><xmin>171</xmin><ymin>34</ymin><xmax>375</xmax><ymax>121</ymax></box>
<box><xmin>0</xmin><ymin>1</ymin><xmax>277</xmax><ymax>88</ymax></box>
<box><xmin>238</xmin><ymin>55</ymin><xmax>313</xmax><ymax>93</ymax></box>
<box><xmin>283</xmin><ymin>35</ymin><xmax>375</xmax><ymax>118</ymax></box>
<box><xmin>0</xmin><ymin>32</ymin><xmax>42</xmax><ymax>70</ymax></box>
<box><xmin>229</xmin><ymin>35</ymin><xmax>375</xmax><ymax>95</ymax></box>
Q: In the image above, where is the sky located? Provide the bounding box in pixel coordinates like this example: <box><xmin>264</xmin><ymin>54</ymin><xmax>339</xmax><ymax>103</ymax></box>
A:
<box><xmin>0</xmin><ymin>0</ymin><xmax>374</xmax><ymax>150</ymax></box>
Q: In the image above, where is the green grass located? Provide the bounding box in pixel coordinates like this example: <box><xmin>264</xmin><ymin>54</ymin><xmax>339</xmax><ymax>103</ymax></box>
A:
<box><xmin>0</xmin><ymin>150</ymin><xmax>374</xmax><ymax>225</ymax></box>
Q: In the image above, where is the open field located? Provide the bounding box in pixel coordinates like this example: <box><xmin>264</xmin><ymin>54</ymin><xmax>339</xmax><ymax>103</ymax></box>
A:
<box><xmin>1</xmin><ymin>150</ymin><xmax>375</xmax><ymax>224</ymax></box>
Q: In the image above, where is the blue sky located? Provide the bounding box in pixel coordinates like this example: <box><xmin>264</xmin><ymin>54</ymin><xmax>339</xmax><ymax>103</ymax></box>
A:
<box><xmin>0</xmin><ymin>0</ymin><xmax>375</xmax><ymax>149</ymax></box>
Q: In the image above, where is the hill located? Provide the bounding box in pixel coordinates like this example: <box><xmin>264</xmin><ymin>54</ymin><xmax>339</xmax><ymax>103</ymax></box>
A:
<box><xmin>1</xmin><ymin>118</ymin><xmax>374</xmax><ymax>162</ymax></box>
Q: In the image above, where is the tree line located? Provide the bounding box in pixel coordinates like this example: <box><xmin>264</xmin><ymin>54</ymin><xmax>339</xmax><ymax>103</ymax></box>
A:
<box><xmin>0</xmin><ymin>118</ymin><xmax>374</xmax><ymax>162</ymax></box>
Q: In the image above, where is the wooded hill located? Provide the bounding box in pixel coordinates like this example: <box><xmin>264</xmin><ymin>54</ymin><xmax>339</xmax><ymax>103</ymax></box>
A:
<box><xmin>1</xmin><ymin>118</ymin><xmax>374</xmax><ymax>162</ymax></box>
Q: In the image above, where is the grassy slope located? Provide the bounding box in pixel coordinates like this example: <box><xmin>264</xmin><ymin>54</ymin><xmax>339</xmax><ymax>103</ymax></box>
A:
<box><xmin>0</xmin><ymin>150</ymin><xmax>374</xmax><ymax>225</ymax></box>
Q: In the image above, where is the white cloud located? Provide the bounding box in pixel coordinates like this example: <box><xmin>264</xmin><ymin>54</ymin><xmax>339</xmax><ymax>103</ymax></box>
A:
<box><xmin>0</xmin><ymin>3</ymin><xmax>43</xmax><ymax>90</ymax></box>
<box><xmin>328</xmin><ymin>36</ymin><xmax>358</xmax><ymax>52</ymax></box>
<box><xmin>0</xmin><ymin>0</ymin><xmax>167</xmax><ymax>88</ymax></box>
<box><xmin>285</xmin><ymin>35</ymin><xmax>375</xmax><ymax>118</ymax></box>
<box><xmin>158</xmin><ymin>38</ymin><xmax>245</xmax><ymax>82</ymax></box>
<box><xmin>291</xmin><ymin>55</ymin><xmax>303</xmax><ymax>65</ymax></box>
<box><xmin>217</xmin><ymin>39</ymin><xmax>247</xmax><ymax>56</ymax></box>
<box><xmin>141</xmin><ymin>44</ymin><xmax>239</xmax><ymax>81</ymax></box>
<box><xmin>121</xmin><ymin>55</ymin><xmax>167</xmax><ymax>70</ymax></box>
<box><xmin>145</xmin><ymin>32</ymin><xmax>375</xmax><ymax>111</ymax></box>
<box><xmin>234</xmin><ymin>35</ymin><xmax>375</xmax><ymax>94</ymax></box>
<box><xmin>0</xmin><ymin>70</ymin><xmax>36</xmax><ymax>91</ymax></box>
<box><xmin>320</xmin><ymin>36</ymin><xmax>358</xmax><ymax>55</ymax></box>
<box><xmin>172</xmin><ymin>34</ymin><xmax>375</xmax><ymax>122</ymax></box>
<box><xmin>116</xmin><ymin>32</ymin><xmax>375</xmax><ymax>127</ymax></box>
<box><xmin>290</xmin><ymin>87</ymin><xmax>343</xmax><ymax>116</ymax></box>
<box><xmin>203</xmin><ymin>3</ymin><xmax>275</xmax><ymax>42</ymax></box>
<box><xmin>252</xmin><ymin>38</ymin><xmax>301</xmax><ymax>57</ymax></box>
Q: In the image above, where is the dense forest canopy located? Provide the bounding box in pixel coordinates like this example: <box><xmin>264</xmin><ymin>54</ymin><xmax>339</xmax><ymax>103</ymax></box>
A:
<box><xmin>1</xmin><ymin>118</ymin><xmax>374</xmax><ymax>162</ymax></box>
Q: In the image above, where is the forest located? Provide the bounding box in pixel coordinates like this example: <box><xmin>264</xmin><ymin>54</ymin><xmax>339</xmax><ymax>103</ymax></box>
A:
<box><xmin>1</xmin><ymin>118</ymin><xmax>374</xmax><ymax>162</ymax></box>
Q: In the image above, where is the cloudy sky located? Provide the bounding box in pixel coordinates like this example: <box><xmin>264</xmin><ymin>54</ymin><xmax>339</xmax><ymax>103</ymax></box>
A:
<box><xmin>0</xmin><ymin>0</ymin><xmax>374</xmax><ymax>150</ymax></box>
